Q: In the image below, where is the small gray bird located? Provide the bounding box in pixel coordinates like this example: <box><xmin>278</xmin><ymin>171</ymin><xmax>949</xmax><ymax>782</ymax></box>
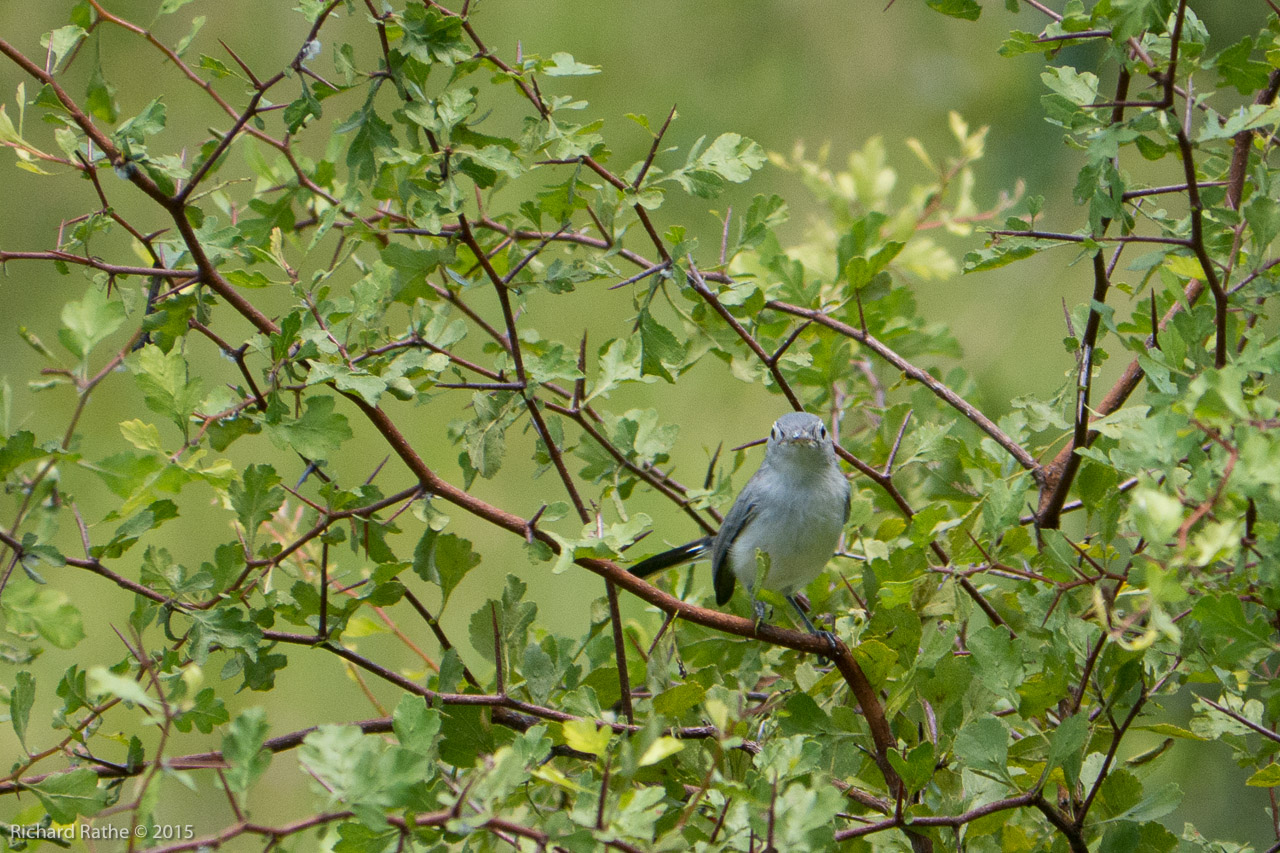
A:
<box><xmin>630</xmin><ymin>411</ymin><xmax>851</xmax><ymax>644</ymax></box>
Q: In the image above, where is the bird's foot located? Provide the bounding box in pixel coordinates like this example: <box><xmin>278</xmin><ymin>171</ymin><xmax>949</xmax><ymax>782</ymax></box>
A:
<box><xmin>815</xmin><ymin>629</ymin><xmax>841</xmax><ymax>655</ymax></box>
<box><xmin>785</xmin><ymin>594</ymin><xmax>841</xmax><ymax>655</ymax></box>
<box><xmin>751</xmin><ymin>599</ymin><xmax>769</xmax><ymax>630</ymax></box>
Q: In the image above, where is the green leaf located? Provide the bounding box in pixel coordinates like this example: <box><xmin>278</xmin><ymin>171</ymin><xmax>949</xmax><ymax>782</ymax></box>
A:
<box><xmin>543</xmin><ymin>51</ymin><xmax>601</xmax><ymax>77</ymax></box>
<box><xmin>1246</xmin><ymin>764</ymin><xmax>1280</xmax><ymax>787</ymax></box>
<box><xmin>1047</xmin><ymin>712</ymin><xmax>1089</xmax><ymax>786</ymax></box>
<box><xmin>96</xmin><ymin>499</ymin><xmax>179</xmax><ymax>559</ymax></box>
<box><xmin>1110</xmin><ymin>782</ymin><xmax>1182</xmax><ymax>823</ymax></box>
<box><xmin>187</xmin><ymin>605</ymin><xmax>263</xmax><ymax>664</ymax></box>
<box><xmin>27</xmin><ymin>768</ymin><xmax>106</xmax><ymax>823</ymax></box>
<box><xmin>198</xmin><ymin>54</ymin><xmax>234</xmax><ymax>78</ymax></box>
<box><xmin>638</xmin><ymin>736</ymin><xmax>685</xmax><ymax>767</ymax></box>
<box><xmin>467</xmin><ymin>575</ymin><xmax>538</xmax><ymax>671</ymax></box>
<box><xmin>411</xmin><ymin>529</ymin><xmax>481</xmax><ymax>606</ymax></box>
<box><xmin>999</xmin><ymin>30</ymin><xmax>1044</xmax><ymax>57</ymax></box>
<box><xmin>10</xmin><ymin>670</ymin><xmax>35</xmax><ymax>751</ymax></box>
<box><xmin>455</xmin><ymin>145</ymin><xmax>526</xmax><ymax>188</ymax></box>
<box><xmin>174</xmin><ymin>14</ymin><xmax>206</xmax><ymax>57</ymax></box>
<box><xmin>3</xmin><ymin>582</ymin><xmax>85</xmax><ymax>649</ymax></box>
<box><xmin>1244</xmin><ymin>194</ymin><xmax>1280</xmax><ymax>255</ymax></box>
<box><xmin>332</xmin><ymin>367</ymin><xmax>388</xmax><ymax>407</ymax></box>
<box><xmin>299</xmin><ymin>722</ymin><xmax>433</xmax><ymax>823</ymax></box>
<box><xmin>130</xmin><ymin>345</ymin><xmax>204</xmax><ymax>436</ymax></box>
<box><xmin>666</xmin><ymin>133</ymin><xmax>766</xmax><ymax>198</ymax></box>
<box><xmin>42</xmin><ymin>25</ymin><xmax>86</xmax><ymax>72</ymax></box>
<box><xmin>652</xmin><ymin>681</ymin><xmax>705</xmax><ymax>717</ymax></box>
<box><xmin>174</xmin><ymin>687</ymin><xmax>229</xmax><ymax>734</ymax></box>
<box><xmin>1198</xmin><ymin>103</ymin><xmax>1280</xmax><ymax>142</ymax></box>
<box><xmin>963</xmin><ymin>242</ymin><xmax>1037</xmax><ymax>272</ymax></box>
<box><xmin>459</xmin><ymin>391</ymin><xmax>517</xmax><ymax>481</ymax></box>
<box><xmin>966</xmin><ymin>623</ymin><xmax>1023</xmax><ymax>704</ymax></box>
<box><xmin>926</xmin><ymin>0</ymin><xmax>981</xmax><ymax>20</ymax></box>
<box><xmin>886</xmin><ymin>741</ymin><xmax>936</xmax><ymax>794</ymax></box>
<box><xmin>298</xmin><ymin>724</ymin><xmax>370</xmax><ymax>798</ymax></box>
<box><xmin>1213</xmin><ymin>36</ymin><xmax>1270</xmax><ymax>96</ymax></box>
<box><xmin>0</xmin><ymin>430</ymin><xmax>45</xmax><ymax>480</ymax></box>
<box><xmin>398</xmin><ymin>4</ymin><xmax>471</xmax><ymax>65</ymax></box>
<box><xmin>229</xmin><ymin>463</ymin><xmax>285</xmax><ymax>549</ymax></box>
<box><xmin>1041</xmin><ymin>66</ymin><xmax>1099</xmax><ymax>105</ymax></box>
<box><xmin>850</xmin><ymin>638</ymin><xmax>897</xmax><ymax>689</ymax></box>
<box><xmin>1107</xmin><ymin>0</ymin><xmax>1161</xmax><ymax>41</ymax></box>
<box><xmin>437</xmin><ymin>704</ymin><xmax>501</xmax><ymax>768</ymax></box>
<box><xmin>563</xmin><ymin>719</ymin><xmax>612</xmax><ymax>756</ymax></box>
<box><xmin>693</xmin><ymin>132</ymin><xmax>766</xmax><ymax>184</ymax></box>
<box><xmin>953</xmin><ymin>716</ymin><xmax>1009</xmax><ymax>782</ymax></box>
<box><xmin>223</xmin><ymin>707</ymin><xmax>272</xmax><ymax>794</ymax></box>
<box><xmin>115</xmin><ymin>98</ymin><xmax>167</xmax><ymax>144</ymax></box>
<box><xmin>392</xmin><ymin>693</ymin><xmax>441</xmax><ymax>756</ymax></box>
<box><xmin>380</xmin><ymin>242</ymin><xmax>455</xmax><ymax>278</ymax></box>
<box><xmin>119</xmin><ymin>419</ymin><xmax>165</xmax><ymax>452</ymax></box>
<box><xmin>265</xmin><ymin>395</ymin><xmax>353</xmax><ymax>461</ymax></box>
<box><xmin>59</xmin><ymin>285</ymin><xmax>126</xmax><ymax>361</ymax></box>
<box><xmin>89</xmin><ymin>667</ymin><xmax>161</xmax><ymax>711</ymax></box>
<box><xmin>86</xmin><ymin>63</ymin><xmax>119</xmax><ymax>122</ymax></box>
<box><xmin>1133</xmin><ymin>723</ymin><xmax>1207</xmax><ymax>741</ymax></box>
<box><xmin>637</xmin><ymin>309</ymin><xmax>681</xmax><ymax>382</ymax></box>
<box><xmin>341</xmin><ymin>107</ymin><xmax>396</xmax><ymax>183</ymax></box>
<box><xmin>284</xmin><ymin>81</ymin><xmax>322</xmax><ymax>133</ymax></box>
<box><xmin>522</xmin><ymin>643</ymin><xmax>559</xmax><ymax>704</ymax></box>
<box><xmin>589</xmin><ymin>336</ymin><xmax>648</xmax><ymax>401</ymax></box>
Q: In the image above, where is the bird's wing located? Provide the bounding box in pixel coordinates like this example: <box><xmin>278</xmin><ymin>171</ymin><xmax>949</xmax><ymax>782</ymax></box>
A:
<box><xmin>712</xmin><ymin>491</ymin><xmax>759</xmax><ymax>605</ymax></box>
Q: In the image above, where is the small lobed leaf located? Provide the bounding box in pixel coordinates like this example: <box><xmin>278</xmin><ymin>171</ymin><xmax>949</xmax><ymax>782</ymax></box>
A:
<box><xmin>222</xmin><ymin>708</ymin><xmax>272</xmax><ymax>794</ymax></box>
<box><xmin>229</xmin><ymin>463</ymin><xmax>285</xmax><ymax>548</ymax></box>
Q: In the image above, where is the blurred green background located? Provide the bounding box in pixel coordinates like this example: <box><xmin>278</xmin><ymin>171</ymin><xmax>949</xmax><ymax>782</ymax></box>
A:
<box><xmin>0</xmin><ymin>0</ymin><xmax>1270</xmax><ymax>846</ymax></box>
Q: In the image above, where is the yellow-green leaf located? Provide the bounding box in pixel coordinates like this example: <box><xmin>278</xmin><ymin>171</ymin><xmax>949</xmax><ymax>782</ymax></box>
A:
<box><xmin>562</xmin><ymin>719</ymin><xmax>612</xmax><ymax>757</ymax></box>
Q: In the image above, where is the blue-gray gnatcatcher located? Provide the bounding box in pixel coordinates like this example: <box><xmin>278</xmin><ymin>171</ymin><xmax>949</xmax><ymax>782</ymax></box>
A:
<box><xmin>630</xmin><ymin>412</ymin><xmax>851</xmax><ymax>644</ymax></box>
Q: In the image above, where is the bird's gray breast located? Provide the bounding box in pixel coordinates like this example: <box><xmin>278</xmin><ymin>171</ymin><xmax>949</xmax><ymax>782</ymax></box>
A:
<box><xmin>726</xmin><ymin>461</ymin><xmax>847</xmax><ymax>596</ymax></box>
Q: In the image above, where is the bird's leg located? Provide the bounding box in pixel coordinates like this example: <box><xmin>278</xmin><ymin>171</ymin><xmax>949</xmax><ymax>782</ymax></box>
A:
<box><xmin>752</xmin><ymin>598</ymin><xmax>768</xmax><ymax>630</ymax></box>
<box><xmin>786</xmin><ymin>594</ymin><xmax>839</xmax><ymax>652</ymax></box>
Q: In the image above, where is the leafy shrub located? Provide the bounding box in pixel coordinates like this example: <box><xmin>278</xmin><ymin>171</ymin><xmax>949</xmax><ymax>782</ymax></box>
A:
<box><xmin>1</xmin><ymin>1</ymin><xmax>1277</xmax><ymax>851</ymax></box>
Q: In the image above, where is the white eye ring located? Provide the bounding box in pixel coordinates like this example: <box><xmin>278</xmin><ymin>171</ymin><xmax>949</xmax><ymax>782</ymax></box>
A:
<box><xmin>818</xmin><ymin>424</ymin><xmax>828</xmax><ymax>440</ymax></box>
<box><xmin>770</xmin><ymin>426</ymin><xmax>779</xmax><ymax>441</ymax></box>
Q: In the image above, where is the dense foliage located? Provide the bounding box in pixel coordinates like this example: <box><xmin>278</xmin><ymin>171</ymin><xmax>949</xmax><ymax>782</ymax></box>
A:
<box><xmin>1</xmin><ymin>0</ymin><xmax>1278</xmax><ymax>851</ymax></box>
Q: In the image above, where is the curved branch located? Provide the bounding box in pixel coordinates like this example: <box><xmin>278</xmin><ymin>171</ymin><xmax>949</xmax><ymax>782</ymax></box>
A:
<box><xmin>766</xmin><ymin>300</ymin><xmax>1041</xmax><ymax>476</ymax></box>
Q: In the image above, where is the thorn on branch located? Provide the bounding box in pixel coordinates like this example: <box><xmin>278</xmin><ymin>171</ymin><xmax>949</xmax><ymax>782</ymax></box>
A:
<box><xmin>720</xmin><ymin>205</ymin><xmax>731</xmax><ymax>266</ymax></box>
<box><xmin>317</xmin><ymin>541</ymin><xmax>329</xmax><ymax>641</ymax></box>
<box><xmin>1150</xmin><ymin>293</ymin><xmax>1160</xmax><ymax>350</ymax></box>
<box><xmin>883</xmin><ymin>410</ymin><xmax>912</xmax><ymax>476</ymax></box>
<box><xmin>364</xmin><ymin>455</ymin><xmax>390</xmax><ymax>486</ymax></box>
<box><xmin>490</xmin><ymin>602</ymin><xmax>504</xmax><ymax>696</ymax></box>
<box><xmin>525</xmin><ymin>504</ymin><xmax>547</xmax><ymax>544</ymax></box>
<box><xmin>573</xmin><ymin>332</ymin><xmax>587</xmax><ymax>411</ymax></box>
<box><xmin>704</xmin><ymin>442</ymin><xmax>722</xmax><ymax>490</ymax></box>
<box><xmin>435</xmin><ymin>381</ymin><xmax>526</xmax><ymax>391</ymax></box>
<box><xmin>633</xmin><ymin>104</ymin><xmax>677</xmax><ymax>190</ymax></box>
<box><xmin>607</xmin><ymin>260</ymin><xmax>671</xmax><ymax>291</ymax></box>
<box><xmin>730</xmin><ymin>436</ymin><xmax>767</xmax><ymax>453</ymax></box>
<box><xmin>219</xmin><ymin>39</ymin><xmax>263</xmax><ymax>89</ymax></box>
<box><xmin>771</xmin><ymin>321</ymin><xmax>813</xmax><ymax>365</ymax></box>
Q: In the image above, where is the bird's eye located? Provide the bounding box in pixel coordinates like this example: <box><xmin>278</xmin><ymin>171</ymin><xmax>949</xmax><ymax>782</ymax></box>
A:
<box><xmin>770</xmin><ymin>426</ymin><xmax>779</xmax><ymax>441</ymax></box>
<box><xmin>818</xmin><ymin>424</ymin><xmax>828</xmax><ymax>440</ymax></box>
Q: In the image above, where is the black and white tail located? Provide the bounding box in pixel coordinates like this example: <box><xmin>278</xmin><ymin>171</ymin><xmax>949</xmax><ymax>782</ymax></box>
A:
<box><xmin>629</xmin><ymin>537</ymin><xmax>713</xmax><ymax>578</ymax></box>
